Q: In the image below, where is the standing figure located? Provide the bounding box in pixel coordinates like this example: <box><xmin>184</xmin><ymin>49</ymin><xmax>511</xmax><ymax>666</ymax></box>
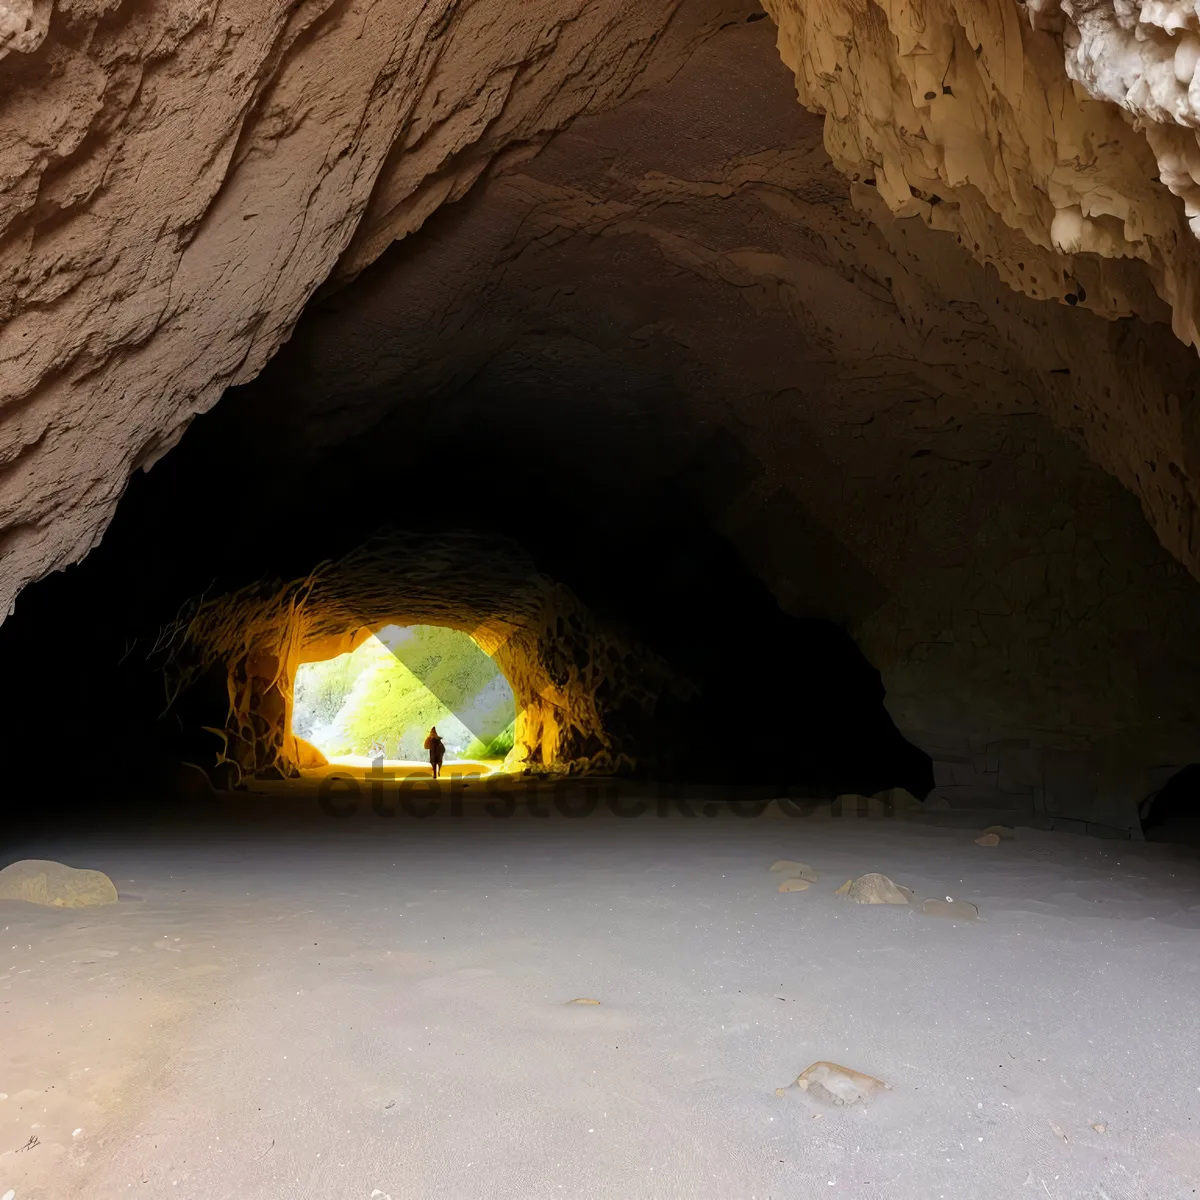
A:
<box><xmin>424</xmin><ymin>726</ymin><xmax>446</xmax><ymax>780</ymax></box>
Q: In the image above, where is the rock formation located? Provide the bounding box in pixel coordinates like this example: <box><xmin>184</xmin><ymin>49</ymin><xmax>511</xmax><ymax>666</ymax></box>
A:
<box><xmin>5</xmin><ymin>0</ymin><xmax>1200</xmax><ymax>614</ymax></box>
<box><xmin>764</xmin><ymin>0</ymin><xmax>1200</xmax><ymax>573</ymax></box>
<box><xmin>0</xmin><ymin>0</ymin><xmax>760</xmax><ymax>618</ymax></box>
<box><xmin>0</xmin><ymin>859</ymin><xmax>118</xmax><ymax>907</ymax></box>
<box><xmin>3</xmin><ymin>1</ymin><xmax>1200</xmax><ymax>833</ymax></box>
<box><xmin>160</xmin><ymin>532</ymin><xmax>682</xmax><ymax>778</ymax></box>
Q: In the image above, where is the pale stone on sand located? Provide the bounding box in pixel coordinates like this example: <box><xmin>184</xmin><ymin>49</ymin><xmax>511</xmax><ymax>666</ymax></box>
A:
<box><xmin>921</xmin><ymin>897</ymin><xmax>979</xmax><ymax>920</ymax></box>
<box><xmin>843</xmin><ymin>873</ymin><xmax>910</xmax><ymax>905</ymax></box>
<box><xmin>0</xmin><ymin>859</ymin><xmax>118</xmax><ymax>908</ymax></box>
<box><xmin>794</xmin><ymin>1061</ymin><xmax>889</xmax><ymax>1107</ymax></box>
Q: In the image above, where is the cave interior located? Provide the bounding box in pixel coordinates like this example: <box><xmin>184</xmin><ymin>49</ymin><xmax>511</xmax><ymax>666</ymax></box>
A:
<box><xmin>11</xmin><ymin>4</ymin><xmax>1200</xmax><ymax>1196</ymax></box>
<box><xmin>4</xmin><ymin>16</ymin><xmax>1200</xmax><ymax>841</ymax></box>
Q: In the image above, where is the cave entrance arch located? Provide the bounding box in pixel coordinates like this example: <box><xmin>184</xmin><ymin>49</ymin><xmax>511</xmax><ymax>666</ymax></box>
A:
<box><xmin>291</xmin><ymin>623</ymin><xmax>516</xmax><ymax>775</ymax></box>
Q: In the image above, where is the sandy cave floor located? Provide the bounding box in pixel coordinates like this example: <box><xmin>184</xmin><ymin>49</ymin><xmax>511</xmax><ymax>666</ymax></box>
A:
<box><xmin>3</xmin><ymin>799</ymin><xmax>1200</xmax><ymax>1199</ymax></box>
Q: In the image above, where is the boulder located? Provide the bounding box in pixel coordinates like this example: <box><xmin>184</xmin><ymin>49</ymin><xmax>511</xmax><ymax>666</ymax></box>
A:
<box><xmin>0</xmin><ymin>860</ymin><xmax>119</xmax><ymax>908</ymax></box>
<box><xmin>841</xmin><ymin>872</ymin><xmax>910</xmax><ymax>905</ymax></box>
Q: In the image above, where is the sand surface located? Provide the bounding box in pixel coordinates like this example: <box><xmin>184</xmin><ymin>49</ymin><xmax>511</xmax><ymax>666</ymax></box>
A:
<box><xmin>3</xmin><ymin>798</ymin><xmax>1200</xmax><ymax>1198</ymax></box>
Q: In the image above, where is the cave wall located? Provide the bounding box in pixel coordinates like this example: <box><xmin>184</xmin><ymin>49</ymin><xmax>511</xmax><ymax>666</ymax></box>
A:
<box><xmin>4</xmin><ymin>3</ymin><xmax>1200</xmax><ymax>833</ymax></box>
<box><xmin>0</xmin><ymin>0</ymin><xmax>757</xmax><ymax>619</ymax></box>
<box><xmin>209</xmin><ymin>21</ymin><xmax>1200</xmax><ymax>834</ymax></box>
<box><xmin>763</xmin><ymin>0</ymin><xmax>1200</xmax><ymax>577</ymax></box>
<box><xmin>6</xmin><ymin>0</ymin><xmax>1200</xmax><ymax>621</ymax></box>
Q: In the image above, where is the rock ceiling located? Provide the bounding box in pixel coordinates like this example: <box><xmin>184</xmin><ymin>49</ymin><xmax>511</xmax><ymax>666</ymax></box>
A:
<box><xmin>3</xmin><ymin>0</ymin><xmax>1200</xmax><ymax>613</ymax></box>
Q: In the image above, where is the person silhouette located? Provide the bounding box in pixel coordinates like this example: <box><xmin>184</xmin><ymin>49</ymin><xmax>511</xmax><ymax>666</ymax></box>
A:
<box><xmin>424</xmin><ymin>726</ymin><xmax>446</xmax><ymax>779</ymax></box>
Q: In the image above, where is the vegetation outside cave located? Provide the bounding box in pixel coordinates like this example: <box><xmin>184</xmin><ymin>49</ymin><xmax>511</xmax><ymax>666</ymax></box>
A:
<box><xmin>291</xmin><ymin>625</ymin><xmax>516</xmax><ymax>764</ymax></box>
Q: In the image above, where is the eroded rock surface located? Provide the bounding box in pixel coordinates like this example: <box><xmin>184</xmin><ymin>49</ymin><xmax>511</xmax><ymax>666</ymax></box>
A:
<box><xmin>763</xmin><ymin>0</ymin><xmax>1200</xmax><ymax>577</ymax></box>
<box><xmin>3</xmin><ymin>7</ymin><xmax>1200</xmax><ymax>831</ymax></box>
<box><xmin>4</xmin><ymin>0</ymin><xmax>1200</xmax><ymax>629</ymax></box>
<box><xmin>842</xmin><ymin>873</ymin><xmax>911</xmax><ymax>904</ymax></box>
<box><xmin>0</xmin><ymin>0</ymin><xmax>756</xmax><ymax>619</ymax></box>
<box><xmin>0</xmin><ymin>859</ymin><xmax>118</xmax><ymax>908</ymax></box>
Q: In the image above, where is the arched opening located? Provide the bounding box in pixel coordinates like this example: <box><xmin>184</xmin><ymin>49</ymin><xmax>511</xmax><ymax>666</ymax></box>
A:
<box><xmin>291</xmin><ymin>624</ymin><xmax>516</xmax><ymax>773</ymax></box>
<box><xmin>149</xmin><ymin>532</ymin><xmax>665</xmax><ymax>786</ymax></box>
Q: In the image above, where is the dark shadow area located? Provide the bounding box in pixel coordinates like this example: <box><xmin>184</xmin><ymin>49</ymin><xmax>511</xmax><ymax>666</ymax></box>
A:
<box><xmin>1143</xmin><ymin>764</ymin><xmax>1200</xmax><ymax>842</ymax></box>
<box><xmin>0</xmin><ymin>331</ymin><xmax>932</xmax><ymax>820</ymax></box>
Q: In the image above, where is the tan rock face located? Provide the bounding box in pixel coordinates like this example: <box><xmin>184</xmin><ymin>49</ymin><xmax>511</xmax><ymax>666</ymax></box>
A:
<box><xmin>0</xmin><ymin>859</ymin><xmax>118</xmax><ymax>908</ymax></box>
<box><xmin>843</xmin><ymin>873</ymin><xmax>911</xmax><ymax>904</ymax></box>
<box><xmin>761</xmin><ymin>0</ymin><xmax>1200</xmax><ymax>576</ymax></box>
<box><xmin>0</xmin><ymin>0</ymin><xmax>755</xmax><ymax>619</ymax></box>
<box><xmin>2</xmin><ymin>0</ymin><xmax>1200</xmax><ymax>626</ymax></box>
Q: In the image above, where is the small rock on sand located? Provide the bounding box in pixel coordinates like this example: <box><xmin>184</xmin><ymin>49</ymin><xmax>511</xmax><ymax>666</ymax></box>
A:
<box><xmin>777</xmin><ymin>878</ymin><xmax>810</xmax><ymax>893</ymax></box>
<box><xmin>920</xmin><ymin>897</ymin><xmax>979</xmax><ymax>920</ymax></box>
<box><xmin>0</xmin><ymin>859</ymin><xmax>118</xmax><ymax>908</ymax></box>
<box><xmin>1092</xmin><ymin>1123</ymin><xmax>1106</xmax><ymax>1133</ymax></box>
<box><xmin>567</xmin><ymin>997</ymin><xmax>601</xmax><ymax>1005</ymax></box>
<box><xmin>794</xmin><ymin>1061</ymin><xmax>889</xmax><ymax>1107</ymax></box>
<box><xmin>842</xmin><ymin>873</ymin><xmax>910</xmax><ymax>905</ymax></box>
<box><xmin>975</xmin><ymin>833</ymin><xmax>1001</xmax><ymax>846</ymax></box>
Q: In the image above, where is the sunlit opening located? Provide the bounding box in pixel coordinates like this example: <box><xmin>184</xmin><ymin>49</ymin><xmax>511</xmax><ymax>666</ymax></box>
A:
<box><xmin>291</xmin><ymin>624</ymin><xmax>516</xmax><ymax>772</ymax></box>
